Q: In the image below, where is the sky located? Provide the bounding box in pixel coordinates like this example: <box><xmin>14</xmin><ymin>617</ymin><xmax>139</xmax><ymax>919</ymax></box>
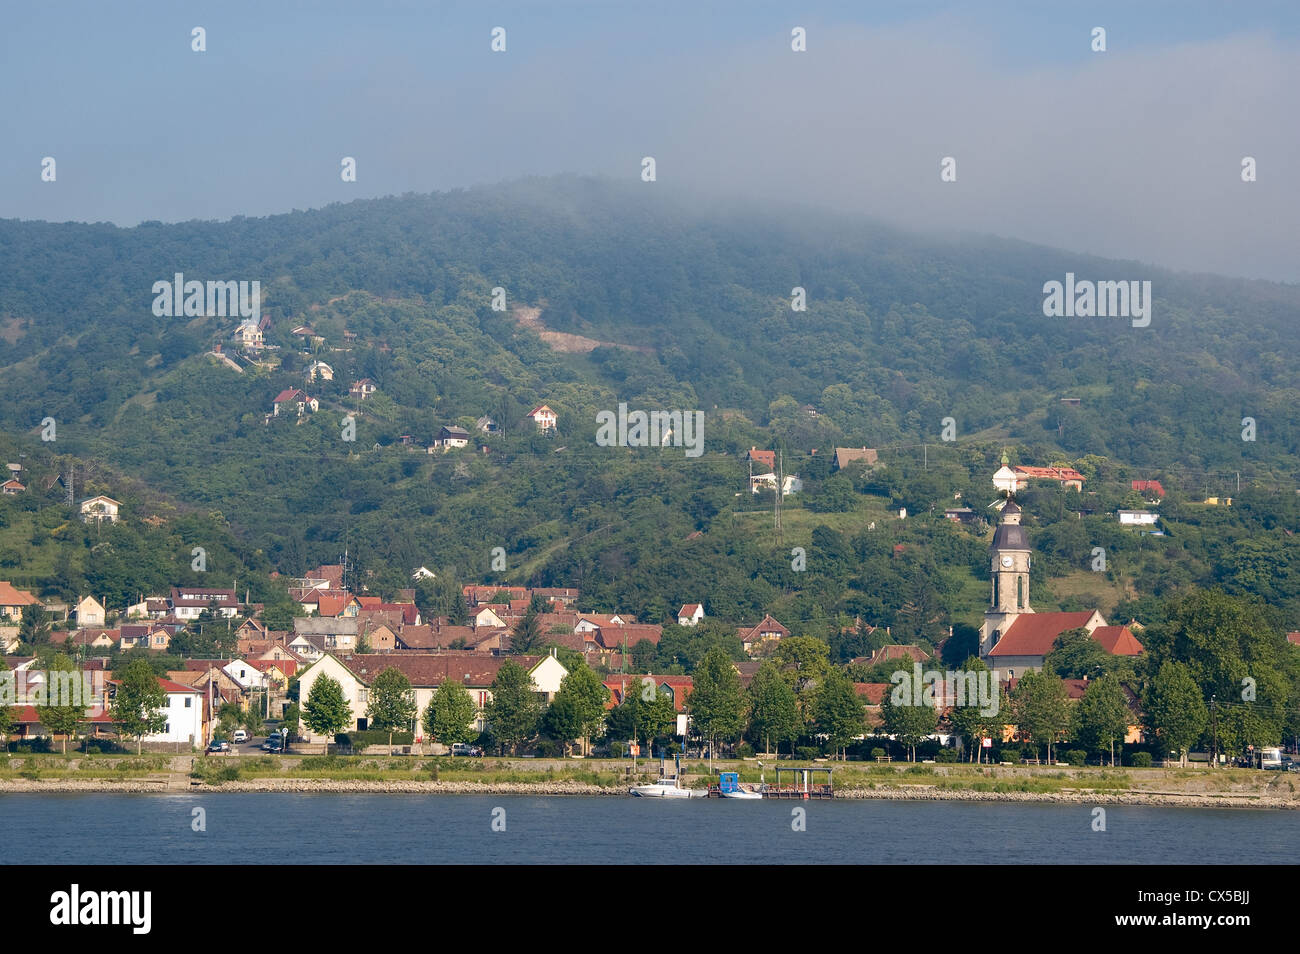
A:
<box><xmin>3</xmin><ymin>0</ymin><xmax>1299</xmax><ymax>281</ymax></box>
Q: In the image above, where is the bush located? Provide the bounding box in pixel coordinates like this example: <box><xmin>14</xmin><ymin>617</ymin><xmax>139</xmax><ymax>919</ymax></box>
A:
<box><xmin>1128</xmin><ymin>752</ymin><xmax>1153</xmax><ymax>768</ymax></box>
<box><xmin>870</xmin><ymin>747</ymin><xmax>886</xmax><ymax>760</ymax></box>
<box><xmin>795</xmin><ymin>746</ymin><xmax>820</xmax><ymax>761</ymax></box>
<box><xmin>1063</xmin><ymin>750</ymin><xmax>1087</xmax><ymax>766</ymax></box>
<box><xmin>935</xmin><ymin>748</ymin><xmax>958</xmax><ymax>763</ymax></box>
<box><xmin>997</xmin><ymin>749</ymin><xmax>1019</xmax><ymax>763</ymax></box>
<box><xmin>533</xmin><ymin>739</ymin><xmax>563</xmax><ymax>759</ymax></box>
<box><xmin>735</xmin><ymin>742</ymin><xmax>755</xmax><ymax>758</ymax></box>
<box><xmin>85</xmin><ymin>746</ymin><xmax>102</xmax><ymax>756</ymax></box>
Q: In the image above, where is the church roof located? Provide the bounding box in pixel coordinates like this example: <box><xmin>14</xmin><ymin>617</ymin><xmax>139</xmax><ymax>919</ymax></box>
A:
<box><xmin>1001</xmin><ymin>500</ymin><xmax>1021</xmax><ymax>515</ymax></box>
<box><xmin>991</xmin><ymin>522</ymin><xmax>1029</xmax><ymax>550</ymax></box>
<box><xmin>987</xmin><ymin>612</ymin><xmax>1098</xmax><ymax>657</ymax></box>
<box><xmin>1090</xmin><ymin>625</ymin><xmax>1145</xmax><ymax>656</ymax></box>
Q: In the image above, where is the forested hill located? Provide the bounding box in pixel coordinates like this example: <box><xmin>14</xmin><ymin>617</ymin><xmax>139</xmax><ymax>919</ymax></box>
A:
<box><xmin>0</xmin><ymin>176</ymin><xmax>1296</xmax><ymax>631</ymax></box>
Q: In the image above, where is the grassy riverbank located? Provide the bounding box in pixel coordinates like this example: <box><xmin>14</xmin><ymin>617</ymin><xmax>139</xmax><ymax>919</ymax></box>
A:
<box><xmin>3</xmin><ymin>753</ymin><xmax>1299</xmax><ymax>807</ymax></box>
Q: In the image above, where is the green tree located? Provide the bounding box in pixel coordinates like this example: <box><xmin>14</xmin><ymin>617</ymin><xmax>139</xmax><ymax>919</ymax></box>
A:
<box><xmin>303</xmin><ymin>674</ymin><xmax>352</xmax><ymax>744</ymax></box>
<box><xmin>423</xmin><ymin>680</ymin><xmax>477</xmax><ymax>747</ymax></box>
<box><xmin>485</xmin><ymin>660</ymin><xmax>540</xmax><ymax>755</ymax></box>
<box><xmin>0</xmin><ymin>656</ymin><xmax>14</xmax><ymax>748</ymax></box>
<box><xmin>367</xmin><ymin>667</ymin><xmax>417</xmax><ymax>750</ymax></box>
<box><xmin>37</xmin><ymin>653</ymin><xmax>83</xmax><ymax>754</ymax></box>
<box><xmin>511</xmin><ymin>608</ymin><xmax>543</xmax><ymax>654</ymax></box>
<box><xmin>945</xmin><ymin>657</ymin><xmax>1003</xmax><ymax>762</ymax></box>
<box><xmin>688</xmin><ymin>647</ymin><xmax>745</xmax><ymax>766</ymax></box>
<box><xmin>1045</xmin><ymin>627</ymin><xmax>1113</xmax><ymax>679</ymax></box>
<box><xmin>880</xmin><ymin>687</ymin><xmax>938</xmax><ymax>761</ymax></box>
<box><xmin>1144</xmin><ymin>661</ymin><xmax>1208</xmax><ymax>766</ymax></box>
<box><xmin>606</xmin><ymin>677</ymin><xmax>677</xmax><ymax>760</ymax></box>
<box><xmin>746</xmin><ymin>661</ymin><xmax>800</xmax><ymax>756</ymax></box>
<box><xmin>1011</xmin><ymin>670</ymin><xmax>1070</xmax><ymax>763</ymax></box>
<box><xmin>1072</xmin><ymin>675</ymin><xmax>1130</xmax><ymax>766</ymax></box>
<box><xmin>813</xmin><ymin>668</ymin><xmax>864</xmax><ymax>759</ymax></box>
<box><xmin>18</xmin><ymin>604</ymin><xmax>52</xmax><ymax>646</ymax></box>
<box><xmin>111</xmin><ymin>658</ymin><xmax>168</xmax><ymax>754</ymax></box>
<box><xmin>548</xmin><ymin>665</ymin><xmax>608</xmax><ymax>755</ymax></box>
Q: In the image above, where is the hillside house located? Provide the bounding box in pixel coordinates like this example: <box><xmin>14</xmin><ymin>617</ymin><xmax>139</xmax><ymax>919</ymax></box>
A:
<box><xmin>169</xmin><ymin>587</ymin><xmax>241</xmax><ymax>620</ymax></box>
<box><xmin>833</xmin><ymin>447</ymin><xmax>879</xmax><ymax>472</ymax></box>
<box><xmin>74</xmin><ymin>596</ymin><xmax>107</xmax><ymax>628</ymax></box>
<box><xmin>677</xmin><ymin>603</ymin><xmax>705</xmax><ymax>627</ymax></box>
<box><xmin>230</xmin><ymin>321</ymin><xmax>264</xmax><ymax>352</ymax></box>
<box><xmin>737</xmin><ymin>615</ymin><xmax>789</xmax><ymax>656</ymax></box>
<box><xmin>433</xmin><ymin>425</ymin><xmax>471</xmax><ymax>450</ymax></box>
<box><xmin>527</xmin><ymin>405</ymin><xmax>558</xmax><ymax>432</ymax></box>
<box><xmin>350</xmin><ymin>379</ymin><xmax>378</xmax><ymax>400</ymax></box>
<box><xmin>305</xmin><ymin>360</ymin><xmax>334</xmax><ymax>382</ymax></box>
<box><xmin>271</xmin><ymin>389</ymin><xmax>318</xmax><ymax>417</ymax></box>
<box><xmin>1131</xmin><ymin>480</ymin><xmax>1166</xmax><ymax>499</ymax></box>
<box><xmin>1117</xmin><ymin>510</ymin><xmax>1159</xmax><ymax>527</ymax></box>
<box><xmin>79</xmin><ymin>495</ymin><xmax>121</xmax><ymax>525</ymax></box>
<box><xmin>1</xmin><ymin>479</ymin><xmax>25</xmax><ymax>495</ymax></box>
<box><xmin>0</xmin><ymin>582</ymin><xmax>40</xmax><ymax>621</ymax></box>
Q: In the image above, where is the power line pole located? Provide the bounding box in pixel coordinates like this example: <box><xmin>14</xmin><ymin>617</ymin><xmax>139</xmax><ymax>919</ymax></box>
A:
<box><xmin>774</xmin><ymin>448</ymin><xmax>783</xmax><ymax>544</ymax></box>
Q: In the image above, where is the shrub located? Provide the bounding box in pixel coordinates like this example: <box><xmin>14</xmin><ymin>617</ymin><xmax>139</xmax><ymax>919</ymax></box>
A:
<box><xmin>935</xmin><ymin>748</ymin><xmax>958</xmax><ymax>763</ymax></box>
<box><xmin>870</xmin><ymin>747</ymin><xmax>886</xmax><ymax>760</ymax></box>
<box><xmin>795</xmin><ymin>746</ymin><xmax>820</xmax><ymax>761</ymax></box>
<box><xmin>1063</xmin><ymin>750</ymin><xmax>1087</xmax><ymax>766</ymax></box>
<box><xmin>1128</xmin><ymin>752</ymin><xmax>1153</xmax><ymax>768</ymax></box>
<box><xmin>347</xmin><ymin>730</ymin><xmax>415</xmax><ymax>747</ymax></box>
<box><xmin>85</xmin><ymin>746</ymin><xmax>102</xmax><ymax>755</ymax></box>
<box><xmin>735</xmin><ymin>742</ymin><xmax>755</xmax><ymax>758</ymax></box>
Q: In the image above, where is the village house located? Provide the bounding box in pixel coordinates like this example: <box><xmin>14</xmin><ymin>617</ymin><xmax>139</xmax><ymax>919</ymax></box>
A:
<box><xmin>350</xmin><ymin>378</ymin><xmax>378</xmax><ymax>400</ymax></box>
<box><xmin>305</xmin><ymin>360</ymin><xmax>334</xmax><ymax>382</ymax></box>
<box><xmin>295</xmin><ymin>651</ymin><xmax>569</xmax><ymax>741</ymax></box>
<box><xmin>79</xmin><ymin>495</ymin><xmax>121</xmax><ymax>525</ymax></box>
<box><xmin>677</xmin><ymin>603</ymin><xmax>705</xmax><ymax>627</ymax></box>
<box><xmin>1131</xmin><ymin>479</ymin><xmax>1166</xmax><ymax>500</ymax></box>
<box><xmin>1</xmin><ymin>478</ymin><xmax>25</xmax><ymax>495</ymax></box>
<box><xmin>169</xmin><ymin>587</ymin><xmax>242</xmax><ymax>620</ymax></box>
<box><xmin>230</xmin><ymin>321</ymin><xmax>264</xmax><ymax>352</ymax></box>
<box><xmin>432</xmin><ymin>425</ymin><xmax>471</xmax><ymax>451</ymax></box>
<box><xmin>833</xmin><ymin>447</ymin><xmax>879</xmax><ymax>472</ymax></box>
<box><xmin>0</xmin><ymin>581</ymin><xmax>40</xmax><ymax>622</ymax></box>
<box><xmin>527</xmin><ymin>404</ymin><xmax>558</xmax><ymax>432</ymax></box>
<box><xmin>73</xmin><ymin>596</ymin><xmax>107</xmax><ymax>628</ymax></box>
<box><xmin>737</xmin><ymin>615</ymin><xmax>789</xmax><ymax>657</ymax></box>
<box><xmin>1117</xmin><ymin>509</ymin><xmax>1160</xmax><ymax>527</ymax></box>
<box><xmin>271</xmin><ymin>389</ymin><xmax>319</xmax><ymax>417</ymax></box>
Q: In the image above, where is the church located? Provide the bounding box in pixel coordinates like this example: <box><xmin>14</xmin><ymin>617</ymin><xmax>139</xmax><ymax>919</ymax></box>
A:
<box><xmin>978</xmin><ymin>496</ymin><xmax>1143</xmax><ymax>681</ymax></box>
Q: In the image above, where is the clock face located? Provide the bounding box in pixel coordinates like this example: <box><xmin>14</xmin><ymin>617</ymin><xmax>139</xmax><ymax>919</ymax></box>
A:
<box><xmin>1000</xmin><ymin>555</ymin><xmax>1014</xmax><ymax>568</ymax></box>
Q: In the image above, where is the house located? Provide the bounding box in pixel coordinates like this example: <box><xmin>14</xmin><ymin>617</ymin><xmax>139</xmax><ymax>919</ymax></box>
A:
<box><xmin>1117</xmin><ymin>510</ymin><xmax>1159</xmax><ymax>527</ymax></box>
<box><xmin>1132</xmin><ymin>480</ymin><xmax>1166</xmax><ymax>499</ymax></box>
<box><xmin>470</xmin><ymin>606</ymin><xmax>509</xmax><ymax>630</ymax></box>
<box><xmin>476</xmin><ymin>415</ymin><xmax>500</xmax><ymax>434</ymax></box>
<box><xmin>118</xmin><ymin>624</ymin><xmax>171</xmax><ymax>651</ymax></box>
<box><xmin>169</xmin><ymin>587</ymin><xmax>241</xmax><ymax>620</ymax></box>
<box><xmin>52</xmin><ymin>628</ymin><xmax>121</xmax><ymax>651</ymax></box>
<box><xmin>527</xmin><ymin>405</ymin><xmax>557</xmax><ymax>432</ymax></box>
<box><xmin>271</xmin><ymin>389</ymin><xmax>318</xmax><ymax>417</ymax></box>
<box><xmin>737</xmin><ymin>615</ymin><xmax>789</xmax><ymax>656</ymax></box>
<box><xmin>230</xmin><ymin>321</ymin><xmax>264</xmax><ymax>352</ymax></box>
<box><xmin>677</xmin><ymin>603</ymin><xmax>705</xmax><ymax>627</ymax></box>
<box><xmin>833</xmin><ymin>447</ymin><xmax>878</xmax><ymax>472</ymax></box>
<box><xmin>749</xmin><ymin>472</ymin><xmax>803</xmax><ymax>496</ymax></box>
<box><xmin>944</xmin><ymin>507</ymin><xmax>978</xmax><ymax>526</ymax></box>
<box><xmin>1013</xmin><ymin>465</ymin><xmax>1086</xmax><ymax>492</ymax></box>
<box><xmin>0</xmin><ymin>581</ymin><xmax>40</xmax><ymax>621</ymax></box>
<box><xmin>1059</xmin><ymin>397</ymin><xmax>1082</xmax><ymax>407</ymax></box>
<box><xmin>305</xmin><ymin>360</ymin><xmax>334</xmax><ymax>382</ymax></box>
<box><xmin>992</xmin><ymin>455</ymin><xmax>1021</xmax><ymax>495</ymax></box>
<box><xmin>350</xmin><ymin>378</ymin><xmax>378</xmax><ymax>400</ymax></box>
<box><xmin>1286</xmin><ymin>632</ymin><xmax>1300</xmax><ymax>648</ymax></box>
<box><xmin>79</xmin><ymin>496</ymin><xmax>121</xmax><ymax>525</ymax></box>
<box><xmin>604</xmin><ymin>674</ymin><xmax>693</xmax><ymax>713</ymax></box>
<box><xmin>142</xmin><ymin>678</ymin><xmax>206</xmax><ymax>747</ymax></box>
<box><xmin>433</xmin><ymin>425</ymin><xmax>471</xmax><ymax>450</ymax></box>
<box><xmin>1</xmin><ymin>479</ymin><xmax>25</xmax><ymax>495</ymax></box>
<box><xmin>746</xmin><ymin>448</ymin><xmax>775</xmax><ymax>470</ymax></box>
<box><xmin>223</xmin><ymin>659</ymin><xmax>272</xmax><ymax>692</ymax></box>
<box><xmin>291</xmin><ymin>617</ymin><xmax>360</xmax><ymax>656</ymax></box>
<box><xmin>590</xmin><ymin>624</ymin><xmax>663</xmax><ymax>665</ymax></box>
<box><xmin>294</xmin><ymin>652</ymin><xmax>568</xmax><ymax>740</ymax></box>
<box><xmin>74</xmin><ymin>596</ymin><xmax>107</xmax><ymax>628</ymax></box>
<box><xmin>868</xmin><ymin>644</ymin><xmax>932</xmax><ymax>666</ymax></box>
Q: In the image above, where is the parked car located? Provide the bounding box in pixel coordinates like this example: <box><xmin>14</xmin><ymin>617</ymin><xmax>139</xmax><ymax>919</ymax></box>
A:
<box><xmin>232</xmin><ymin>729</ymin><xmax>248</xmax><ymax>744</ymax></box>
<box><xmin>450</xmin><ymin>743</ymin><xmax>483</xmax><ymax>757</ymax></box>
<box><xmin>207</xmin><ymin>739</ymin><xmax>230</xmax><ymax>754</ymax></box>
<box><xmin>264</xmin><ymin>736</ymin><xmax>285</xmax><ymax>753</ymax></box>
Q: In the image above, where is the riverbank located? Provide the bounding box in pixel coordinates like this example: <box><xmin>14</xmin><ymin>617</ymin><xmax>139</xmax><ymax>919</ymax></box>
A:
<box><xmin>2</xmin><ymin>756</ymin><xmax>1297</xmax><ymax>808</ymax></box>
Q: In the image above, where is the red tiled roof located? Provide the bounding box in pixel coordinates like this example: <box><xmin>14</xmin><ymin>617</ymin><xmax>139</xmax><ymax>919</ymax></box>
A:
<box><xmin>0</xmin><ymin>581</ymin><xmax>39</xmax><ymax>607</ymax></box>
<box><xmin>1131</xmin><ymin>480</ymin><xmax>1166</xmax><ymax>497</ymax></box>
<box><xmin>1089</xmin><ymin>626</ymin><xmax>1145</xmax><ymax>656</ymax></box>
<box><xmin>1013</xmin><ymin>465</ymin><xmax>1085</xmax><ymax>482</ymax></box>
<box><xmin>855</xmin><ymin>682</ymin><xmax>890</xmax><ymax>705</ymax></box>
<box><xmin>272</xmin><ymin>388</ymin><xmax>304</xmax><ymax>404</ymax></box>
<box><xmin>596</xmin><ymin>624</ymin><xmax>663</xmax><ymax>649</ymax></box>
<box><xmin>1287</xmin><ymin>632</ymin><xmax>1300</xmax><ymax>647</ymax></box>
<box><xmin>869</xmin><ymin>644</ymin><xmax>931</xmax><ymax>664</ymax></box>
<box><xmin>987</xmin><ymin>612</ymin><xmax>1098</xmax><ymax>657</ymax></box>
<box><xmin>747</xmin><ymin>448</ymin><xmax>776</xmax><ymax>469</ymax></box>
<box><xmin>335</xmin><ymin>653</ymin><xmax>543</xmax><ymax>688</ymax></box>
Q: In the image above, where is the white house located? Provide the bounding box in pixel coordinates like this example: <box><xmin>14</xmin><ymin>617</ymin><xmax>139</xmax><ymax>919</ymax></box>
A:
<box><xmin>169</xmin><ymin>587</ymin><xmax>241</xmax><ymax>620</ymax></box>
<box><xmin>306</xmin><ymin>360</ymin><xmax>334</xmax><ymax>382</ymax></box>
<box><xmin>74</xmin><ymin>596</ymin><xmax>107</xmax><ymax>628</ymax></box>
<box><xmin>350</xmin><ymin>378</ymin><xmax>378</xmax><ymax>400</ymax></box>
<box><xmin>272</xmin><ymin>389</ymin><xmax>318</xmax><ymax>417</ymax></box>
<box><xmin>527</xmin><ymin>405</ymin><xmax>558</xmax><ymax>432</ymax></box>
<box><xmin>432</xmin><ymin>425</ymin><xmax>471</xmax><ymax>450</ymax></box>
<box><xmin>295</xmin><ymin>652</ymin><xmax>568</xmax><ymax>741</ymax></box>
<box><xmin>230</xmin><ymin>321</ymin><xmax>264</xmax><ymax>352</ymax></box>
<box><xmin>223</xmin><ymin>659</ymin><xmax>271</xmax><ymax>692</ymax></box>
<box><xmin>677</xmin><ymin>603</ymin><xmax>705</xmax><ymax>627</ymax></box>
<box><xmin>143</xmin><ymin>679</ymin><xmax>206</xmax><ymax>747</ymax></box>
<box><xmin>748</xmin><ymin>473</ymin><xmax>802</xmax><ymax>496</ymax></box>
<box><xmin>79</xmin><ymin>496</ymin><xmax>121</xmax><ymax>525</ymax></box>
<box><xmin>1117</xmin><ymin>510</ymin><xmax>1159</xmax><ymax>526</ymax></box>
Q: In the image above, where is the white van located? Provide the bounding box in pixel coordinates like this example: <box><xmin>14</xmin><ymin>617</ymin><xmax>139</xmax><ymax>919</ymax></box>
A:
<box><xmin>1261</xmin><ymin>747</ymin><xmax>1283</xmax><ymax>769</ymax></box>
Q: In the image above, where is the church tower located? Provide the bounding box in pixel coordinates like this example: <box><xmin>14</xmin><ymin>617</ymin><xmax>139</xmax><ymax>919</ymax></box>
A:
<box><xmin>979</xmin><ymin>499</ymin><xmax>1033</xmax><ymax>657</ymax></box>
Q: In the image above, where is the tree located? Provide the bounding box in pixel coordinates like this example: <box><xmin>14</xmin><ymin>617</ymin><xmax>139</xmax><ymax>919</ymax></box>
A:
<box><xmin>511</xmin><ymin>608</ymin><xmax>543</xmax><ymax>654</ymax></box>
<box><xmin>111</xmin><ymin>659</ymin><xmax>168</xmax><ymax>754</ymax></box>
<box><xmin>37</xmin><ymin>653</ymin><xmax>83</xmax><ymax>754</ymax></box>
<box><xmin>367</xmin><ymin>667</ymin><xmax>417</xmax><ymax>750</ymax></box>
<box><xmin>485</xmin><ymin>660</ymin><xmax>540</xmax><ymax>755</ymax></box>
<box><xmin>880</xmin><ymin>688</ymin><xmax>938</xmax><ymax>761</ymax></box>
<box><xmin>1011</xmin><ymin>670</ymin><xmax>1070</xmax><ymax>763</ymax></box>
<box><xmin>303</xmin><ymin>674</ymin><xmax>352</xmax><ymax>744</ymax></box>
<box><xmin>1045</xmin><ymin>628</ymin><xmax>1113</xmax><ymax>679</ymax></box>
<box><xmin>18</xmin><ymin>604</ymin><xmax>51</xmax><ymax>646</ymax></box>
<box><xmin>1144</xmin><ymin>662</ymin><xmax>1208</xmax><ymax>766</ymax></box>
<box><xmin>945</xmin><ymin>657</ymin><xmax>1003</xmax><ymax>762</ymax></box>
<box><xmin>813</xmin><ymin>669</ymin><xmax>864</xmax><ymax>759</ymax></box>
<box><xmin>423</xmin><ymin>680</ymin><xmax>477</xmax><ymax>747</ymax></box>
<box><xmin>746</xmin><ymin>661</ymin><xmax>800</xmax><ymax>756</ymax></box>
<box><xmin>547</xmin><ymin>665</ymin><xmax>608</xmax><ymax>755</ymax></box>
<box><xmin>688</xmin><ymin>648</ymin><xmax>745</xmax><ymax>766</ymax></box>
<box><xmin>1072</xmin><ymin>675</ymin><xmax>1130</xmax><ymax>766</ymax></box>
<box><xmin>606</xmin><ymin>677</ymin><xmax>677</xmax><ymax>760</ymax></box>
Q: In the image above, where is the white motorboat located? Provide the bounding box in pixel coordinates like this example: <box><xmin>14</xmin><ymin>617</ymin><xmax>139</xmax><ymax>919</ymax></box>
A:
<box><xmin>629</xmin><ymin>776</ymin><xmax>705</xmax><ymax>798</ymax></box>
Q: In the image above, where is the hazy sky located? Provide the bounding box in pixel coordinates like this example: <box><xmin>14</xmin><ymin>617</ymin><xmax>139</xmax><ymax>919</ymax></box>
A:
<box><xmin>3</xmin><ymin>1</ymin><xmax>1299</xmax><ymax>281</ymax></box>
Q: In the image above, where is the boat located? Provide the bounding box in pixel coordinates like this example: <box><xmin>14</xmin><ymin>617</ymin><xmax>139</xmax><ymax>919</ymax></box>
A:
<box><xmin>629</xmin><ymin>754</ymin><xmax>706</xmax><ymax>798</ymax></box>
<box><xmin>712</xmin><ymin>771</ymin><xmax>764</xmax><ymax>799</ymax></box>
<box><xmin>629</xmin><ymin>776</ymin><xmax>706</xmax><ymax>798</ymax></box>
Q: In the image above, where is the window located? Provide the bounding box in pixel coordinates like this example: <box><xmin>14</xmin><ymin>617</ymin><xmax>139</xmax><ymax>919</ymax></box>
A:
<box><xmin>184</xmin><ymin>697</ymin><xmax>192</xmax><ymax>708</ymax></box>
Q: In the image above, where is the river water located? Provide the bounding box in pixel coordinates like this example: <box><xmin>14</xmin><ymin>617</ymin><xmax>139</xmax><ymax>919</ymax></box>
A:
<box><xmin>1</xmin><ymin>794</ymin><xmax>1295</xmax><ymax>864</ymax></box>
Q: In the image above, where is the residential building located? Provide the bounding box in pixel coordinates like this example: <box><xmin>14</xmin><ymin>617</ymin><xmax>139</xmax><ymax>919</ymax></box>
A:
<box><xmin>677</xmin><ymin>603</ymin><xmax>704</xmax><ymax>627</ymax></box>
<box><xmin>527</xmin><ymin>405</ymin><xmax>557</xmax><ymax>432</ymax></box>
<box><xmin>79</xmin><ymin>495</ymin><xmax>121</xmax><ymax>525</ymax></box>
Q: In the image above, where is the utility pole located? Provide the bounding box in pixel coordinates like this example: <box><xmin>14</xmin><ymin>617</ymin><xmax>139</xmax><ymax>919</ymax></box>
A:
<box><xmin>1211</xmin><ymin>695</ymin><xmax>1217</xmax><ymax>768</ymax></box>
<box><xmin>774</xmin><ymin>448</ymin><xmax>783</xmax><ymax>544</ymax></box>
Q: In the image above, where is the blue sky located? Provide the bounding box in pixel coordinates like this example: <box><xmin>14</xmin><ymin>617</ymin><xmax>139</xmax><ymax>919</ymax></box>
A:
<box><xmin>3</xmin><ymin>1</ymin><xmax>1299</xmax><ymax>279</ymax></box>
